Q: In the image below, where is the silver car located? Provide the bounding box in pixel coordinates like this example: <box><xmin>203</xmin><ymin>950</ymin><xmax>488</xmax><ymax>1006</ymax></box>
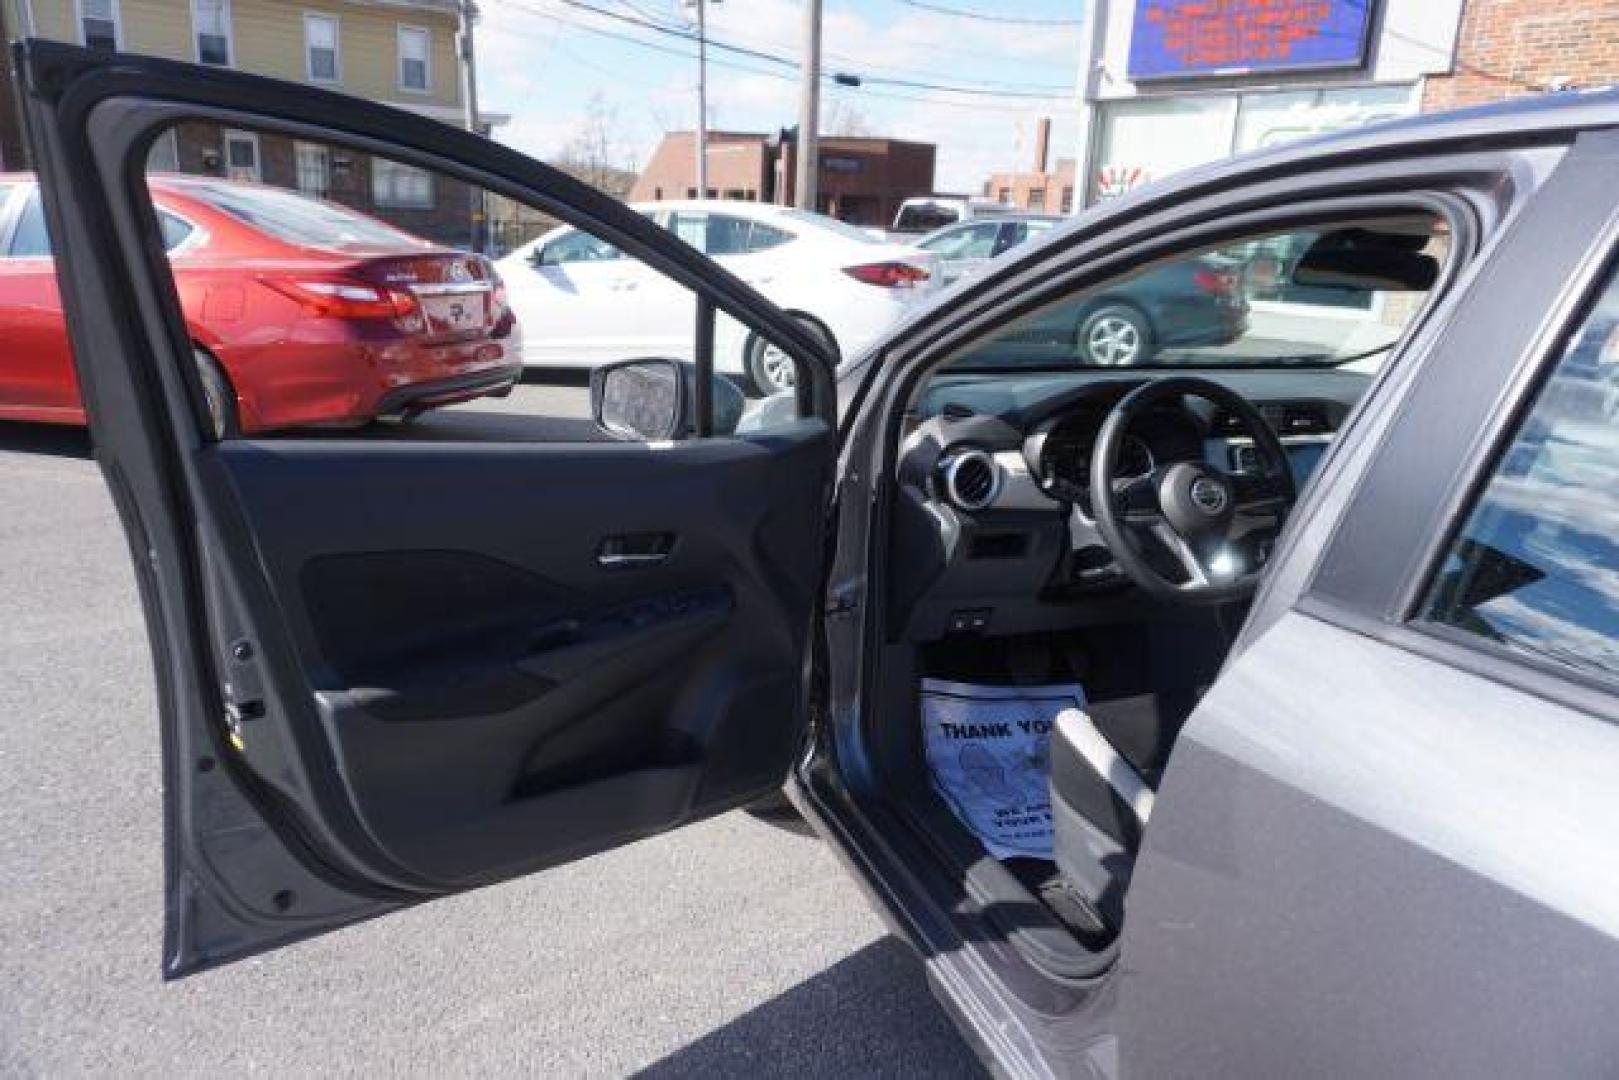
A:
<box><xmin>26</xmin><ymin>36</ymin><xmax>1619</xmax><ymax>1077</ymax></box>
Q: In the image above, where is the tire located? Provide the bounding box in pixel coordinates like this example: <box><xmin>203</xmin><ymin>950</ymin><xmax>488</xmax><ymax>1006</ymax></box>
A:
<box><xmin>192</xmin><ymin>347</ymin><xmax>240</xmax><ymax>439</ymax></box>
<box><xmin>744</xmin><ymin>315</ymin><xmax>837</xmax><ymax>398</ymax></box>
<box><xmin>1077</xmin><ymin>304</ymin><xmax>1152</xmax><ymax>366</ymax></box>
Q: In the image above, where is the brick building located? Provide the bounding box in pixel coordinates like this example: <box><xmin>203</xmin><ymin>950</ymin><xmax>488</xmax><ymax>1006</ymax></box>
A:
<box><xmin>629</xmin><ymin>130</ymin><xmax>936</xmax><ymax>229</ymax></box>
<box><xmin>981</xmin><ymin>118</ymin><xmax>1078</xmax><ymax>214</ymax></box>
<box><xmin>0</xmin><ymin>0</ymin><xmax>505</xmax><ymax>248</ymax></box>
<box><xmin>1423</xmin><ymin>0</ymin><xmax>1619</xmax><ymax>111</ymax></box>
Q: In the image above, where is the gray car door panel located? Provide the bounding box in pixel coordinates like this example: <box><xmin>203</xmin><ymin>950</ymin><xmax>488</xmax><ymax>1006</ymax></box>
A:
<box><xmin>15</xmin><ymin>42</ymin><xmax>837</xmax><ymax>977</ymax></box>
<box><xmin>1120</xmin><ymin>612</ymin><xmax>1619</xmax><ymax>1075</ymax></box>
<box><xmin>1115</xmin><ymin>130</ymin><xmax>1619</xmax><ymax>1074</ymax></box>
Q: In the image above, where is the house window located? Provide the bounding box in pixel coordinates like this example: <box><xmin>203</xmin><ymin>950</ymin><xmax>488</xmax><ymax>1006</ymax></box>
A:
<box><xmin>295</xmin><ymin>142</ymin><xmax>330</xmax><ymax>199</ymax></box>
<box><xmin>222</xmin><ymin>130</ymin><xmax>260</xmax><ymax>182</ymax></box>
<box><xmin>1028</xmin><ymin>188</ymin><xmax>1046</xmax><ymax>212</ymax></box>
<box><xmin>1060</xmin><ymin>186</ymin><xmax>1074</xmax><ymax>213</ymax></box>
<box><xmin>996</xmin><ymin>187</ymin><xmax>1011</xmax><ymax>203</ymax></box>
<box><xmin>77</xmin><ymin>0</ymin><xmax>120</xmax><ymax>51</ymax></box>
<box><xmin>398</xmin><ymin>25</ymin><xmax>430</xmax><ymax>92</ymax></box>
<box><xmin>372</xmin><ymin>157</ymin><xmax>434</xmax><ymax>209</ymax></box>
<box><xmin>305</xmin><ymin>14</ymin><xmax>340</xmax><ymax>83</ymax></box>
<box><xmin>192</xmin><ymin>0</ymin><xmax>231</xmax><ymax>65</ymax></box>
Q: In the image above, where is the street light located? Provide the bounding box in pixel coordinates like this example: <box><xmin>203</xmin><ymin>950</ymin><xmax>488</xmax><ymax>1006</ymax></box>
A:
<box><xmin>682</xmin><ymin>0</ymin><xmax>720</xmax><ymax>200</ymax></box>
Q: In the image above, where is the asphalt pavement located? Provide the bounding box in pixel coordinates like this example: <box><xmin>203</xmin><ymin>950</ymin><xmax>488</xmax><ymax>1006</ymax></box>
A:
<box><xmin>0</xmin><ymin>385</ymin><xmax>984</xmax><ymax>1077</ymax></box>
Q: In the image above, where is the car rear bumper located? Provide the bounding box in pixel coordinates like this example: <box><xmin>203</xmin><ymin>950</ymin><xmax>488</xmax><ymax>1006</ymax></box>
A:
<box><xmin>372</xmin><ymin>363</ymin><xmax>522</xmax><ymax>418</ymax></box>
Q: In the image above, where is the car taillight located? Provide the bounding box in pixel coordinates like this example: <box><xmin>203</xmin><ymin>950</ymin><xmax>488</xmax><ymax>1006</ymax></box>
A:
<box><xmin>1193</xmin><ymin>267</ymin><xmax>1235</xmax><ymax>295</ymax></box>
<box><xmin>260</xmin><ymin>275</ymin><xmax>424</xmax><ymax>328</ymax></box>
<box><xmin>843</xmin><ymin>261</ymin><xmax>931</xmax><ymax>288</ymax></box>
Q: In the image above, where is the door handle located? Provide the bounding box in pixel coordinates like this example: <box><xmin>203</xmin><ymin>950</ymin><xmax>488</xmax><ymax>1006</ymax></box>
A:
<box><xmin>597</xmin><ymin>532</ymin><xmax>675</xmax><ymax>568</ymax></box>
<box><xmin>609</xmin><ymin>278</ymin><xmax>639</xmax><ymax>292</ymax></box>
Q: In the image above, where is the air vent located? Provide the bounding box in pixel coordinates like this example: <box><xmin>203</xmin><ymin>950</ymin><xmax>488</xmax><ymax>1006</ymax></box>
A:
<box><xmin>941</xmin><ymin>449</ymin><xmax>1002</xmax><ymax>511</ymax></box>
<box><xmin>1278</xmin><ymin>402</ymin><xmax>1331</xmax><ymax>434</ymax></box>
<box><xmin>1216</xmin><ymin>400</ymin><xmax>1333</xmax><ymax>436</ymax></box>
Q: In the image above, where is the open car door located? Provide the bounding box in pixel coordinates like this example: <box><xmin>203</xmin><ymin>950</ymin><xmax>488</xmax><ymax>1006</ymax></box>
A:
<box><xmin>14</xmin><ymin>42</ymin><xmax>838</xmax><ymax>977</ymax></box>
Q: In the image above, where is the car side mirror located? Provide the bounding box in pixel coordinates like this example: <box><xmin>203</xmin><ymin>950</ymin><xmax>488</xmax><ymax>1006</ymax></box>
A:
<box><xmin>593</xmin><ymin>358</ymin><xmax>688</xmax><ymax>441</ymax></box>
<box><xmin>591</xmin><ymin>359</ymin><xmax>746</xmax><ymax>441</ymax></box>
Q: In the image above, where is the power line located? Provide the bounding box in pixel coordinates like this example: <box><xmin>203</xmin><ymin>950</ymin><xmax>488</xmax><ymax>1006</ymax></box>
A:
<box><xmin>607</xmin><ymin>0</ymin><xmax>1075</xmax><ymax>91</ymax></box>
<box><xmin>505</xmin><ymin>0</ymin><xmax>1075</xmax><ymax>99</ymax></box>
<box><xmin>891</xmin><ymin>0</ymin><xmax>1083</xmax><ymax>28</ymax></box>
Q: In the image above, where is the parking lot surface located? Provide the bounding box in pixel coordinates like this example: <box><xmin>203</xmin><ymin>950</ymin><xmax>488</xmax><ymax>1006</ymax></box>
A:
<box><xmin>0</xmin><ymin>384</ymin><xmax>983</xmax><ymax>1077</ymax></box>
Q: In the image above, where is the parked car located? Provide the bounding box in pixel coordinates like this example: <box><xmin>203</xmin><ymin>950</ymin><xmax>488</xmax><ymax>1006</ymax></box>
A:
<box><xmin>973</xmin><ymin>252</ymin><xmax>1250</xmax><ymax>367</ymax></box>
<box><xmin>915</xmin><ymin>213</ymin><xmax>1060</xmax><ymax>284</ymax></box>
<box><xmin>917</xmin><ymin>216</ymin><xmax>1247</xmax><ymax>364</ymax></box>
<box><xmin>0</xmin><ymin>174</ymin><xmax>521</xmax><ymax>435</ymax></box>
<box><xmin>889</xmin><ymin>194</ymin><xmax>1020</xmax><ymax>236</ymax></box>
<box><xmin>496</xmin><ymin>200</ymin><xmax>938</xmax><ymax>396</ymax></box>
<box><xmin>31</xmin><ymin>39</ymin><xmax>1619</xmax><ymax>1077</ymax></box>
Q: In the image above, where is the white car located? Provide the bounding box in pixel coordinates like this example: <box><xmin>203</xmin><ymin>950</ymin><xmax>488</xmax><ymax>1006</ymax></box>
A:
<box><xmin>496</xmin><ymin>200</ymin><xmax>939</xmax><ymax>395</ymax></box>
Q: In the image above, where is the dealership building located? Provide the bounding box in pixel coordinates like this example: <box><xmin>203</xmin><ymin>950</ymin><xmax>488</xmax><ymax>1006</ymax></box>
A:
<box><xmin>1070</xmin><ymin>0</ymin><xmax>1618</xmax><ymax>206</ymax></box>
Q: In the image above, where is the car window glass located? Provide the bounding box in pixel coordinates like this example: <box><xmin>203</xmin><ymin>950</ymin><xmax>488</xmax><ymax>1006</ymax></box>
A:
<box><xmin>744</xmin><ymin>221</ymin><xmax>793</xmax><ymax>253</ymax></box>
<box><xmin>118</xmin><ymin>123</ymin><xmax>811</xmax><ymax>446</ymax></box>
<box><xmin>538</xmin><ymin>229</ymin><xmax>621</xmax><ymax>265</ymax></box>
<box><xmin>895</xmin><ymin>203</ymin><xmax>959</xmax><ymax>233</ymax></box>
<box><xmin>9</xmin><ymin>192</ymin><xmax>51</xmax><ymax>257</ymax></box>
<box><xmin>158</xmin><ymin>211</ymin><xmax>195</xmax><ymax>251</ymax></box>
<box><xmin>922</xmin><ymin>223</ymin><xmax>999</xmax><ymax>259</ymax></box>
<box><xmin>773</xmin><ymin>206</ymin><xmax>878</xmax><ymax>245</ymax></box>
<box><xmin>706</xmin><ymin>215</ymin><xmax>751</xmax><ymax>256</ymax></box>
<box><xmin>175</xmin><ymin>180</ymin><xmax>427</xmax><ymax>252</ymax></box>
<box><xmin>669</xmin><ymin>212</ymin><xmax>707</xmax><ymax>252</ymax></box>
<box><xmin>1422</xmin><ymin>266</ymin><xmax>1619</xmax><ymax>683</ymax></box>
<box><xmin>940</xmin><ymin>214</ymin><xmax>1448</xmax><ymax>373</ymax></box>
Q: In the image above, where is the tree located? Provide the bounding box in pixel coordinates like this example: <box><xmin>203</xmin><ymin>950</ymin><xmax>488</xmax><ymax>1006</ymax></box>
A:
<box><xmin>823</xmin><ymin>99</ymin><xmax>872</xmax><ymax>137</ymax></box>
<box><xmin>555</xmin><ymin>93</ymin><xmax>636</xmax><ymax>198</ymax></box>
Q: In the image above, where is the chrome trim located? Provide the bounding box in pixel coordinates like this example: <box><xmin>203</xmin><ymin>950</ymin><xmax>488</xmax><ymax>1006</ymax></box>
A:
<box><xmin>411</xmin><ymin>280</ymin><xmax>494</xmax><ymax>296</ymax></box>
<box><xmin>940</xmin><ymin>448</ymin><xmax>1003</xmax><ymax>512</ymax></box>
<box><xmin>597</xmin><ymin>552</ymin><xmax>669</xmax><ymax>568</ymax></box>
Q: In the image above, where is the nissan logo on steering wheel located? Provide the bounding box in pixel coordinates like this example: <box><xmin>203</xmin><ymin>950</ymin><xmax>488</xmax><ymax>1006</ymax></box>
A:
<box><xmin>1189</xmin><ymin>475</ymin><xmax>1230</xmax><ymax>515</ymax></box>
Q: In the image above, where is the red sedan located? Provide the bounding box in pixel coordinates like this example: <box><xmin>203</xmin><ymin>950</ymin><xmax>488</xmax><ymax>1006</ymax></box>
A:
<box><xmin>0</xmin><ymin>173</ymin><xmax>522</xmax><ymax>435</ymax></box>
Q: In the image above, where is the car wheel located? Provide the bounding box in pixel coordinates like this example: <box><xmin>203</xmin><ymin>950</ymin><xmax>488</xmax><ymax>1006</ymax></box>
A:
<box><xmin>744</xmin><ymin>316</ymin><xmax>837</xmax><ymax>398</ymax></box>
<box><xmin>193</xmin><ymin>347</ymin><xmax>240</xmax><ymax>439</ymax></box>
<box><xmin>1077</xmin><ymin>305</ymin><xmax>1152</xmax><ymax>366</ymax></box>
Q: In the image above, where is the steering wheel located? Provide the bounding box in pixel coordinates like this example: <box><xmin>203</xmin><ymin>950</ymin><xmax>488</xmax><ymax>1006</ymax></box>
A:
<box><xmin>1088</xmin><ymin>377</ymin><xmax>1297</xmax><ymax>605</ymax></box>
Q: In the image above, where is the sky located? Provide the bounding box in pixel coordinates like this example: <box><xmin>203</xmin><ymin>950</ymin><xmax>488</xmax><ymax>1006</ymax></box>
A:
<box><xmin>474</xmin><ymin>0</ymin><xmax>1085</xmax><ymax>193</ymax></box>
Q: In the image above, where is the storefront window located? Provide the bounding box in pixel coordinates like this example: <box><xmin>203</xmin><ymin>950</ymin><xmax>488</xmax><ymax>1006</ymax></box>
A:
<box><xmin>1235</xmin><ymin>85</ymin><xmax>1416</xmax><ymax>154</ymax></box>
<box><xmin>1094</xmin><ymin>95</ymin><xmax>1237</xmax><ymax>202</ymax></box>
<box><xmin>1092</xmin><ymin>84</ymin><xmax>1417</xmax><ymax>205</ymax></box>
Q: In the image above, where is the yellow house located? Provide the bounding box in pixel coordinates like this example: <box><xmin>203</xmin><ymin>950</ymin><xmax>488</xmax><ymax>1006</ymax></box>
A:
<box><xmin>0</xmin><ymin>0</ymin><xmax>503</xmax><ymax>247</ymax></box>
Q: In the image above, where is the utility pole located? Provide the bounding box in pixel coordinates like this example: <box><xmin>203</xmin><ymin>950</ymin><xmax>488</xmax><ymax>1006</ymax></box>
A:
<box><xmin>685</xmin><ymin>0</ymin><xmax>717</xmax><ymax>199</ymax></box>
<box><xmin>457</xmin><ymin>0</ymin><xmax>485</xmax><ymax>251</ymax></box>
<box><xmin>696</xmin><ymin>0</ymin><xmax>708</xmax><ymax>199</ymax></box>
<box><xmin>794</xmin><ymin>0</ymin><xmax>822</xmax><ymax>211</ymax></box>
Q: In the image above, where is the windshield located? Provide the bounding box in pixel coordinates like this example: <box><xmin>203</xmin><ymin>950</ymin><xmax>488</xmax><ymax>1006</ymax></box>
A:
<box><xmin>175</xmin><ymin>181</ymin><xmax>432</xmax><ymax>252</ymax></box>
<box><xmin>945</xmin><ymin>214</ymin><xmax>1448</xmax><ymax>373</ymax></box>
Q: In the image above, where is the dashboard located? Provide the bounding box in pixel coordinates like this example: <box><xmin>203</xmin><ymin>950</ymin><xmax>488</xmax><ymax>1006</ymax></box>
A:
<box><xmin>888</xmin><ymin>368</ymin><xmax>1367</xmax><ymax>641</ymax></box>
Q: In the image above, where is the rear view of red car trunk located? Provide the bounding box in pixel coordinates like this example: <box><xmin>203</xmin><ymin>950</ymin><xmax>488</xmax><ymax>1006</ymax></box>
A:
<box><xmin>0</xmin><ymin>173</ymin><xmax>521</xmax><ymax>434</ymax></box>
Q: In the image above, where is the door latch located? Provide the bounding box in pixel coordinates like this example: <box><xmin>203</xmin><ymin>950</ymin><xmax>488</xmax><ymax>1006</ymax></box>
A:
<box><xmin>221</xmin><ymin>638</ymin><xmax>265</xmax><ymax>752</ymax></box>
<box><xmin>825</xmin><ymin>584</ymin><xmax>862</xmax><ymax>619</ymax></box>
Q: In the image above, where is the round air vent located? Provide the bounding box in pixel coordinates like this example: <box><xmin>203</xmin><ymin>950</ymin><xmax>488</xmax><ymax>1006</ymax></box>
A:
<box><xmin>940</xmin><ymin>449</ymin><xmax>1002</xmax><ymax>512</ymax></box>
